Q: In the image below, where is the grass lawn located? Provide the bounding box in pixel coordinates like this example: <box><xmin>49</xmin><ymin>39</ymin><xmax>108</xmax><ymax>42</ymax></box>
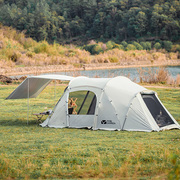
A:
<box><xmin>0</xmin><ymin>84</ymin><xmax>179</xmax><ymax>179</ymax></box>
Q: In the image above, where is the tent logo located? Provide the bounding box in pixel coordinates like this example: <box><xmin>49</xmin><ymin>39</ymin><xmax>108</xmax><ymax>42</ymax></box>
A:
<box><xmin>101</xmin><ymin>120</ymin><xmax>116</xmax><ymax>124</ymax></box>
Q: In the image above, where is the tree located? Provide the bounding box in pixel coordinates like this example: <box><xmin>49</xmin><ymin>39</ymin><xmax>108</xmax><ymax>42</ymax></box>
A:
<box><xmin>134</xmin><ymin>11</ymin><xmax>147</xmax><ymax>36</ymax></box>
<box><xmin>0</xmin><ymin>0</ymin><xmax>179</xmax><ymax>44</ymax></box>
<box><xmin>90</xmin><ymin>12</ymin><xmax>106</xmax><ymax>38</ymax></box>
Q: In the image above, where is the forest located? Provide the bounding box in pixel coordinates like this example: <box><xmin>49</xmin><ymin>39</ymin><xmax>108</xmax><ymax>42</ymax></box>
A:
<box><xmin>0</xmin><ymin>0</ymin><xmax>180</xmax><ymax>45</ymax></box>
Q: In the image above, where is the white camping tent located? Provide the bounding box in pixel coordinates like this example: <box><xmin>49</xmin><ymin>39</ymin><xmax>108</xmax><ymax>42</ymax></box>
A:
<box><xmin>7</xmin><ymin>75</ymin><xmax>180</xmax><ymax>132</ymax></box>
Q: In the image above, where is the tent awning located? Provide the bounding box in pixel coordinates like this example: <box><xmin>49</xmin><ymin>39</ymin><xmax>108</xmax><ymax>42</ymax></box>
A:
<box><xmin>6</xmin><ymin>74</ymin><xmax>74</xmax><ymax>99</ymax></box>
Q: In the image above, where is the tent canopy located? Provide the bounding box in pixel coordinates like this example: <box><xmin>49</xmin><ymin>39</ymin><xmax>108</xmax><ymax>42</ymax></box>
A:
<box><xmin>6</xmin><ymin>74</ymin><xmax>74</xmax><ymax>99</ymax></box>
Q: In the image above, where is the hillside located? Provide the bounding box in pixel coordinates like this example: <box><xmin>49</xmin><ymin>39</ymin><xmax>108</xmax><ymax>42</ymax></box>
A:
<box><xmin>0</xmin><ymin>0</ymin><xmax>180</xmax><ymax>44</ymax></box>
<box><xmin>0</xmin><ymin>25</ymin><xmax>180</xmax><ymax>76</ymax></box>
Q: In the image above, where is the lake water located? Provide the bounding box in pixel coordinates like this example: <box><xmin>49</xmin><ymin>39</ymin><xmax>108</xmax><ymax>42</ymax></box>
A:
<box><xmin>55</xmin><ymin>66</ymin><xmax>180</xmax><ymax>82</ymax></box>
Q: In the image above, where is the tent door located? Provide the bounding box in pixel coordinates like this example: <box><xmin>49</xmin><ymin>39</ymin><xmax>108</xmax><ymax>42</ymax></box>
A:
<box><xmin>141</xmin><ymin>94</ymin><xmax>175</xmax><ymax>127</ymax></box>
<box><xmin>67</xmin><ymin>90</ymin><xmax>97</xmax><ymax>128</ymax></box>
<box><xmin>68</xmin><ymin>115</ymin><xmax>94</xmax><ymax>128</ymax></box>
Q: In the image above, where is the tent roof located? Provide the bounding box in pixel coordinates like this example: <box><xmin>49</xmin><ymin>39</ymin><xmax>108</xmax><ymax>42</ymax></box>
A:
<box><xmin>69</xmin><ymin>76</ymin><xmax>146</xmax><ymax>95</ymax></box>
<box><xmin>69</xmin><ymin>76</ymin><xmax>111</xmax><ymax>89</ymax></box>
<box><xmin>6</xmin><ymin>75</ymin><xmax>146</xmax><ymax>99</ymax></box>
<box><xmin>6</xmin><ymin>74</ymin><xmax>74</xmax><ymax>99</ymax></box>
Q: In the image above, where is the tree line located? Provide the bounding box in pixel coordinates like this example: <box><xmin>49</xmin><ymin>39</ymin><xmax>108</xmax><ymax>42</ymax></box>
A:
<box><xmin>0</xmin><ymin>0</ymin><xmax>179</xmax><ymax>44</ymax></box>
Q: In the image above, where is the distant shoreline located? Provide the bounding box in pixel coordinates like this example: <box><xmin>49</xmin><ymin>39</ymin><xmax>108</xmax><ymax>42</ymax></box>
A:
<box><xmin>1</xmin><ymin>60</ymin><xmax>180</xmax><ymax>76</ymax></box>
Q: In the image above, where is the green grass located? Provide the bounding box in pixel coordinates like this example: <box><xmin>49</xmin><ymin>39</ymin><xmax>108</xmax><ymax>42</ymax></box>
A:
<box><xmin>0</xmin><ymin>84</ymin><xmax>179</xmax><ymax>179</ymax></box>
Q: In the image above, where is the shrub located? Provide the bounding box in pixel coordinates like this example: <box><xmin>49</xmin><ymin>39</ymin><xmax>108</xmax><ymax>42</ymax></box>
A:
<box><xmin>152</xmin><ymin>52</ymin><xmax>166</xmax><ymax>61</ymax></box>
<box><xmin>168</xmin><ymin>52</ymin><xmax>178</xmax><ymax>60</ymax></box>
<box><xmin>108</xmin><ymin>56</ymin><xmax>119</xmax><ymax>63</ymax></box>
<box><xmin>126</xmin><ymin>44</ymin><xmax>136</xmax><ymax>51</ymax></box>
<box><xmin>34</xmin><ymin>41</ymin><xmax>49</xmax><ymax>54</ymax></box>
<box><xmin>66</xmin><ymin>49</ymin><xmax>76</xmax><ymax>57</ymax></box>
<box><xmin>23</xmin><ymin>38</ymin><xmax>36</xmax><ymax>49</ymax></box>
<box><xmin>6</xmin><ymin>50</ymin><xmax>21</xmax><ymax>62</ymax></box>
<box><xmin>84</xmin><ymin>44</ymin><xmax>103</xmax><ymax>55</ymax></box>
<box><xmin>140</xmin><ymin>42</ymin><xmax>146</xmax><ymax>50</ymax></box>
<box><xmin>138</xmin><ymin>67</ymin><xmax>170</xmax><ymax>84</ymax></box>
<box><xmin>114</xmin><ymin>44</ymin><xmax>124</xmax><ymax>50</ymax></box>
<box><xmin>141</xmin><ymin>42</ymin><xmax>152</xmax><ymax>50</ymax></box>
<box><xmin>156</xmin><ymin>67</ymin><xmax>169</xmax><ymax>84</ymax></box>
<box><xmin>121</xmin><ymin>41</ymin><xmax>128</xmax><ymax>49</ymax></box>
<box><xmin>83</xmin><ymin>44</ymin><xmax>95</xmax><ymax>54</ymax></box>
<box><xmin>106</xmin><ymin>41</ymin><xmax>115</xmax><ymax>50</ymax></box>
<box><xmin>11</xmin><ymin>52</ymin><xmax>18</xmax><ymax>62</ymax></box>
<box><xmin>154</xmin><ymin>42</ymin><xmax>161</xmax><ymax>50</ymax></box>
<box><xmin>146</xmin><ymin>42</ymin><xmax>152</xmax><ymax>50</ymax></box>
<box><xmin>26</xmin><ymin>51</ymin><xmax>35</xmax><ymax>58</ymax></box>
<box><xmin>171</xmin><ymin>44</ymin><xmax>180</xmax><ymax>52</ymax></box>
<box><xmin>163</xmin><ymin>41</ymin><xmax>173</xmax><ymax>52</ymax></box>
<box><xmin>132</xmin><ymin>42</ymin><xmax>143</xmax><ymax>50</ymax></box>
<box><xmin>91</xmin><ymin>44</ymin><xmax>103</xmax><ymax>55</ymax></box>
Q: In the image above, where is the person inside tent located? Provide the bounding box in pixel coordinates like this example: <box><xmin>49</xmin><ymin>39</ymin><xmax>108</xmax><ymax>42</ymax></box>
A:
<box><xmin>68</xmin><ymin>98</ymin><xmax>77</xmax><ymax>114</ymax></box>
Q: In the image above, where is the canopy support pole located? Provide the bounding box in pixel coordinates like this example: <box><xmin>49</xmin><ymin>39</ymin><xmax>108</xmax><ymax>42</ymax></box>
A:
<box><xmin>27</xmin><ymin>78</ymin><xmax>29</xmax><ymax>125</ymax></box>
<box><xmin>54</xmin><ymin>80</ymin><xmax>56</xmax><ymax>104</ymax></box>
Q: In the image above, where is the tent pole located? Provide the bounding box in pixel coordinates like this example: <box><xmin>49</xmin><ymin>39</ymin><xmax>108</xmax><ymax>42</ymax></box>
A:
<box><xmin>54</xmin><ymin>80</ymin><xmax>56</xmax><ymax>104</ymax></box>
<box><xmin>27</xmin><ymin>78</ymin><xmax>29</xmax><ymax>125</ymax></box>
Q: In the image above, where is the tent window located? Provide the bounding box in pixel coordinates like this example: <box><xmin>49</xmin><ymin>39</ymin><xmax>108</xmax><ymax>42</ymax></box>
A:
<box><xmin>68</xmin><ymin>91</ymin><xmax>96</xmax><ymax>115</ymax></box>
<box><xmin>142</xmin><ymin>94</ymin><xmax>174</xmax><ymax>127</ymax></box>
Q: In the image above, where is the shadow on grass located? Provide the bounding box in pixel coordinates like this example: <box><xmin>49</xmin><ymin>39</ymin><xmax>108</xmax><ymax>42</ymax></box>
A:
<box><xmin>0</xmin><ymin>119</ymin><xmax>41</xmax><ymax>127</ymax></box>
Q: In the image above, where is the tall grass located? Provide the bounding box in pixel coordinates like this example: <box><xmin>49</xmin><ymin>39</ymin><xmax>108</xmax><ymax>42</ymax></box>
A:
<box><xmin>0</xmin><ymin>85</ymin><xmax>179</xmax><ymax>179</ymax></box>
<box><xmin>139</xmin><ymin>67</ymin><xmax>180</xmax><ymax>87</ymax></box>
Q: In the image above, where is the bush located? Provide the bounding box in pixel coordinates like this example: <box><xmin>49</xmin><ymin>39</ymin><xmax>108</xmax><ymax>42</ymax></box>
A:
<box><xmin>156</xmin><ymin>67</ymin><xmax>169</xmax><ymax>84</ymax></box>
<box><xmin>108</xmin><ymin>56</ymin><xmax>118</xmax><ymax>63</ymax></box>
<box><xmin>141</xmin><ymin>42</ymin><xmax>152</xmax><ymax>50</ymax></box>
<box><xmin>9</xmin><ymin>52</ymin><xmax>18</xmax><ymax>62</ymax></box>
<box><xmin>121</xmin><ymin>41</ymin><xmax>128</xmax><ymax>49</ymax></box>
<box><xmin>23</xmin><ymin>38</ymin><xmax>36</xmax><ymax>49</ymax></box>
<box><xmin>140</xmin><ymin>42</ymin><xmax>146</xmax><ymax>50</ymax></box>
<box><xmin>163</xmin><ymin>41</ymin><xmax>173</xmax><ymax>52</ymax></box>
<box><xmin>6</xmin><ymin>50</ymin><xmax>21</xmax><ymax>62</ymax></box>
<box><xmin>114</xmin><ymin>44</ymin><xmax>124</xmax><ymax>50</ymax></box>
<box><xmin>171</xmin><ymin>44</ymin><xmax>180</xmax><ymax>52</ymax></box>
<box><xmin>138</xmin><ymin>67</ymin><xmax>170</xmax><ymax>84</ymax></box>
<box><xmin>83</xmin><ymin>44</ymin><xmax>103</xmax><ymax>55</ymax></box>
<box><xmin>83</xmin><ymin>44</ymin><xmax>95</xmax><ymax>54</ymax></box>
<box><xmin>34</xmin><ymin>41</ymin><xmax>49</xmax><ymax>54</ymax></box>
<box><xmin>66</xmin><ymin>49</ymin><xmax>76</xmax><ymax>57</ymax></box>
<box><xmin>132</xmin><ymin>42</ymin><xmax>143</xmax><ymax>50</ymax></box>
<box><xmin>26</xmin><ymin>51</ymin><xmax>35</xmax><ymax>58</ymax></box>
<box><xmin>106</xmin><ymin>41</ymin><xmax>115</xmax><ymax>50</ymax></box>
<box><xmin>154</xmin><ymin>42</ymin><xmax>161</xmax><ymax>50</ymax></box>
<box><xmin>91</xmin><ymin>44</ymin><xmax>103</xmax><ymax>55</ymax></box>
<box><xmin>126</xmin><ymin>44</ymin><xmax>136</xmax><ymax>51</ymax></box>
<box><xmin>146</xmin><ymin>42</ymin><xmax>152</xmax><ymax>50</ymax></box>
